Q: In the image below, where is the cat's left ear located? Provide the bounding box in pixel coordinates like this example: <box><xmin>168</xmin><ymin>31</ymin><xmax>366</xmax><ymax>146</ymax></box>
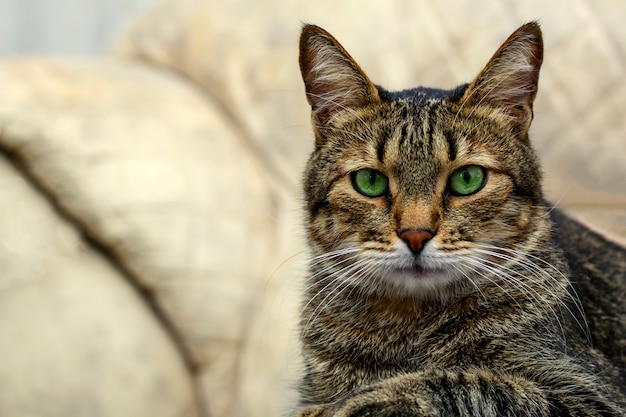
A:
<box><xmin>460</xmin><ymin>22</ymin><xmax>543</xmax><ymax>138</ymax></box>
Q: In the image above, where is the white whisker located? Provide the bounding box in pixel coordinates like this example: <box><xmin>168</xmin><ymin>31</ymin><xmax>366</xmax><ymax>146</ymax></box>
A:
<box><xmin>474</xmin><ymin>244</ymin><xmax>591</xmax><ymax>344</ymax></box>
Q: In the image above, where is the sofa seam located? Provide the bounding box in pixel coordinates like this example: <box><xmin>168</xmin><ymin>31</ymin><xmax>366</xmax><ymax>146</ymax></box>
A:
<box><xmin>0</xmin><ymin>145</ymin><xmax>208</xmax><ymax>417</ymax></box>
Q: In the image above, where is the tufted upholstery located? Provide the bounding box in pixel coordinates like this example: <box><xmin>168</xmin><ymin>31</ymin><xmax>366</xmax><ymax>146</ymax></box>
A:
<box><xmin>0</xmin><ymin>1</ymin><xmax>624</xmax><ymax>416</ymax></box>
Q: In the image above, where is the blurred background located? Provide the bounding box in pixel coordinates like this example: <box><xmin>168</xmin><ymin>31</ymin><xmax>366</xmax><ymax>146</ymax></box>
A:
<box><xmin>0</xmin><ymin>0</ymin><xmax>154</xmax><ymax>55</ymax></box>
<box><xmin>0</xmin><ymin>1</ymin><xmax>624</xmax><ymax>417</ymax></box>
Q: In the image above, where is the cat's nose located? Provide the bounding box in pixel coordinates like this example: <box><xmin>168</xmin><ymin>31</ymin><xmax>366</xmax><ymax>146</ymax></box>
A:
<box><xmin>399</xmin><ymin>229</ymin><xmax>433</xmax><ymax>254</ymax></box>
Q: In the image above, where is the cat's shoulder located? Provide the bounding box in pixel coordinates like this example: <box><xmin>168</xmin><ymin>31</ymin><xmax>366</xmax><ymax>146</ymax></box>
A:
<box><xmin>551</xmin><ymin>207</ymin><xmax>626</xmax><ymax>262</ymax></box>
<box><xmin>551</xmin><ymin>207</ymin><xmax>626</xmax><ymax>377</ymax></box>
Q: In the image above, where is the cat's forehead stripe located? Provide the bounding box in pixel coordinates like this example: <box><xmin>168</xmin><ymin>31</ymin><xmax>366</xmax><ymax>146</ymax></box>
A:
<box><xmin>390</xmin><ymin>102</ymin><xmax>452</xmax><ymax>165</ymax></box>
<box><xmin>376</xmin><ymin>128</ymin><xmax>389</xmax><ymax>163</ymax></box>
<box><xmin>444</xmin><ymin>130</ymin><xmax>458</xmax><ymax>162</ymax></box>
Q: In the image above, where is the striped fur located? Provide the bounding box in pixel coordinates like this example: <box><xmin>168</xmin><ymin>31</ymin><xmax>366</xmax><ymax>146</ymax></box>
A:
<box><xmin>296</xmin><ymin>23</ymin><xmax>626</xmax><ymax>416</ymax></box>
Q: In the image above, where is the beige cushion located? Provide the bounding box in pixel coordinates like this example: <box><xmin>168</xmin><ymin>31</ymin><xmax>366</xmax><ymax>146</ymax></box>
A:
<box><xmin>0</xmin><ymin>57</ymin><xmax>287</xmax><ymax>416</ymax></box>
<box><xmin>0</xmin><ymin>110</ymin><xmax>196</xmax><ymax>416</ymax></box>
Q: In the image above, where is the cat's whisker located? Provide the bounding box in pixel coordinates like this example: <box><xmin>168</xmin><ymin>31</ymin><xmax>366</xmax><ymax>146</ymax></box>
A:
<box><xmin>302</xmin><ymin>257</ymin><xmax>374</xmax><ymax>341</ymax></box>
<box><xmin>308</xmin><ymin>247</ymin><xmax>362</xmax><ymax>264</ymax></box>
<box><xmin>304</xmin><ymin>255</ymin><xmax>370</xmax><ymax>309</ymax></box>
<box><xmin>448</xmin><ymin>262</ymin><xmax>488</xmax><ymax>303</ymax></box>
<box><xmin>301</xmin><ymin>266</ymin><xmax>378</xmax><ymax>404</ymax></box>
<box><xmin>458</xmin><ymin>255</ymin><xmax>524</xmax><ymax>308</ymax></box>
<box><xmin>306</xmin><ymin>255</ymin><xmax>360</xmax><ymax>281</ymax></box>
<box><xmin>475</xmin><ymin>244</ymin><xmax>588</xmax><ymax>325</ymax></box>
<box><xmin>471</xmin><ymin>257</ymin><xmax>565</xmax><ymax>339</ymax></box>
<box><xmin>474</xmin><ymin>244</ymin><xmax>591</xmax><ymax>343</ymax></box>
<box><xmin>464</xmin><ymin>252</ymin><xmax>569</xmax><ymax>344</ymax></box>
<box><xmin>301</xmin><ymin>251</ymin><xmax>364</xmax><ymax>311</ymax></box>
<box><xmin>463</xmin><ymin>256</ymin><xmax>567</xmax><ymax>340</ymax></box>
<box><xmin>541</xmin><ymin>186</ymin><xmax>572</xmax><ymax>217</ymax></box>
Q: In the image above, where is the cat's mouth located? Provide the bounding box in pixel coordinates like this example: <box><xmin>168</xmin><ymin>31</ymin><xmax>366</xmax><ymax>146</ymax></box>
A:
<box><xmin>381</xmin><ymin>262</ymin><xmax>460</xmax><ymax>298</ymax></box>
<box><xmin>395</xmin><ymin>264</ymin><xmax>431</xmax><ymax>278</ymax></box>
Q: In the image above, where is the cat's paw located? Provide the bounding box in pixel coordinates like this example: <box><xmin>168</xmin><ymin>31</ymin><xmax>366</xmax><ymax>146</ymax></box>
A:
<box><xmin>295</xmin><ymin>405</ymin><xmax>339</xmax><ymax>417</ymax></box>
<box><xmin>330</xmin><ymin>395</ymin><xmax>424</xmax><ymax>417</ymax></box>
<box><xmin>295</xmin><ymin>391</ymin><xmax>424</xmax><ymax>417</ymax></box>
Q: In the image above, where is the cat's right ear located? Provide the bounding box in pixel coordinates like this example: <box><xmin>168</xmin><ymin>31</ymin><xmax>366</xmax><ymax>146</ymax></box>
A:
<box><xmin>299</xmin><ymin>25</ymin><xmax>381</xmax><ymax>131</ymax></box>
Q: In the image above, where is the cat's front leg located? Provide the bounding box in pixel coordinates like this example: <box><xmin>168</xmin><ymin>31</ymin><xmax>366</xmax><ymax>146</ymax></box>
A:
<box><xmin>297</xmin><ymin>368</ymin><xmax>551</xmax><ymax>417</ymax></box>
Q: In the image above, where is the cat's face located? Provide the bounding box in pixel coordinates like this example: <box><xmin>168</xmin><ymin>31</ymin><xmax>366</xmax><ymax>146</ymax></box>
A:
<box><xmin>300</xmin><ymin>24</ymin><xmax>549</xmax><ymax>301</ymax></box>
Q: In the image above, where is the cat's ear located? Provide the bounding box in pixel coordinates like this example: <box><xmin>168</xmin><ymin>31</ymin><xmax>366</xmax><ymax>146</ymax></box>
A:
<box><xmin>460</xmin><ymin>22</ymin><xmax>543</xmax><ymax>138</ymax></box>
<box><xmin>299</xmin><ymin>25</ymin><xmax>381</xmax><ymax>128</ymax></box>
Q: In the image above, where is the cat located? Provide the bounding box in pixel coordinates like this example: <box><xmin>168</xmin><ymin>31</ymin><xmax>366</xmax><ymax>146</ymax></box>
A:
<box><xmin>295</xmin><ymin>22</ymin><xmax>626</xmax><ymax>416</ymax></box>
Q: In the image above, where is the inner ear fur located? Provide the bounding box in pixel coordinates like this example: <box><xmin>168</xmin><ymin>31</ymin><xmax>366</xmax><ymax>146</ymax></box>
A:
<box><xmin>299</xmin><ymin>25</ymin><xmax>381</xmax><ymax>128</ymax></box>
<box><xmin>459</xmin><ymin>22</ymin><xmax>543</xmax><ymax>137</ymax></box>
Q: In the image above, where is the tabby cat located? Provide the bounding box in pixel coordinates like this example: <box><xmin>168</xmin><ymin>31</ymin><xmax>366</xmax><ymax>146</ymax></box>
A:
<box><xmin>296</xmin><ymin>22</ymin><xmax>626</xmax><ymax>416</ymax></box>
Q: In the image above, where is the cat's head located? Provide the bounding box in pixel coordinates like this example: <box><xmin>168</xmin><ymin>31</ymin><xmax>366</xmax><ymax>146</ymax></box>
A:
<box><xmin>299</xmin><ymin>23</ymin><xmax>549</xmax><ymax>301</ymax></box>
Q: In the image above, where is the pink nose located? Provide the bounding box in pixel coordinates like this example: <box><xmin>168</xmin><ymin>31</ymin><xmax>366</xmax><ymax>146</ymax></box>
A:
<box><xmin>399</xmin><ymin>230</ymin><xmax>433</xmax><ymax>253</ymax></box>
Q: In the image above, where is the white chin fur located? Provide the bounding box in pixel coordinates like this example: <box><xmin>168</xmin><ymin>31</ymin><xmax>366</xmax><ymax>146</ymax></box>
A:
<box><xmin>377</xmin><ymin>241</ymin><xmax>464</xmax><ymax>299</ymax></box>
<box><xmin>380</xmin><ymin>268</ymin><xmax>460</xmax><ymax>299</ymax></box>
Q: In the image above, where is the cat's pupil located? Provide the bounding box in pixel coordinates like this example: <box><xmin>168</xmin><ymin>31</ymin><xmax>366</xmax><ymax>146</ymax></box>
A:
<box><xmin>462</xmin><ymin>169</ymin><xmax>471</xmax><ymax>184</ymax></box>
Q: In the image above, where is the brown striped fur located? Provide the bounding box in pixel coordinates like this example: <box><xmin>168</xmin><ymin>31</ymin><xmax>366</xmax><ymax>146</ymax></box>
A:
<box><xmin>296</xmin><ymin>23</ymin><xmax>626</xmax><ymax>416</ymax></box>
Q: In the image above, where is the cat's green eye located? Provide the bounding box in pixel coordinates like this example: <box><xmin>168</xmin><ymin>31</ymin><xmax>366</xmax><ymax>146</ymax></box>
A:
<box><xmin>352</xmin><ymin>169</ymin><xmax>389</xmax><ymax>198</ymax></box>
<box><xmin>448</xmin><ymin>165</ymin><xmax>486</xmax><ymax>196</ymax></box>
